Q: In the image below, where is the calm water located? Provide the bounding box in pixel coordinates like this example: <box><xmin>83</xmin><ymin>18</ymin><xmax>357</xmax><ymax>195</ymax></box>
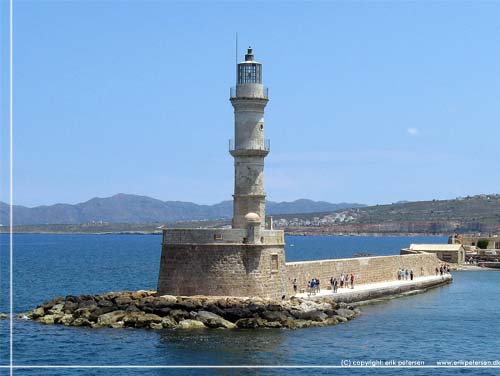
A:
<box><xmin>1</xmin><ymin>234</ymin><xmax>499</xmax><ymax>375</ymax></box>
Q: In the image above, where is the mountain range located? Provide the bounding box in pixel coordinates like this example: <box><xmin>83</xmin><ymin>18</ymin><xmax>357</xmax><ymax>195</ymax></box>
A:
<box><xmin>0</xmin><ymin>194</ymin><xmax>365</xmax><ymax>225</ymax></box>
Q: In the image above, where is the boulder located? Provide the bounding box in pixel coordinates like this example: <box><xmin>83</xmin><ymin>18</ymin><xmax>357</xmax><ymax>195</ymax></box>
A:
<box><xmin>264</xmin><ymin>321</ymin><xmax>282</xmax><ymax>328</ymax></box>
<box><xmin>59</xmin><ymin>314</ymin><xmax>74</xmax><ymax>326</ymax></box>
<box><xmin>335</xmin><ymin>308</ymin><xmax>355</xmax><ymax>320</ymax></box>
<box><xmin>261</xmin><ymin>311</ymin><xmax>291</xmax><ymax>323</ymax></box>
<box><xmin>134</xmin><ymin>313</ymin><xmax>163</xmax><ymax>328</ymax></box>
<box><xmin>63</xmin><ymin>301</ymin><xmax>79</xmax><ymax>314</ymax></box>
<box><xmin>235</xmin><ymin>317</ymin><xmax>266</xmax><ymax>329</ymax></box>
<box><xmin>42</xmin><ymin>297</ymin><xmax>64</xmax><ymax>311</ymax></box>
<box><xmin>222</xmin><ymin>307</ymin><xmax>253</xmax><ymax>322</ymax></box>
<box><xmin>48</xmin><ymin>303</ymin><xmax>64</xmax><ymax>315</ymax></box>
<box><xmin>73</xmin><ymin>308</ymin><xmax>93</xmax><ymax>320</ymax></box>
<box><xmin>157</xmin><ymin>295</ymin><xmax>177</xmax><ymax>305</ymax></box>
<box><xmin>334</xmin><ymin>315</ymin><xmax>348</xmax><ymax>323</ymax></box>
<box><xmin>161</xmin><ymin>317</ymin><xmax>176</xmax><ymax>328</ymax></box>
<box><xmin>38</xmin><ymin>315</ymin><xmax>56</xmax><ymax>325</ymax></box>
<box><xmin>169</xmin><ymin>309</ymin><xmax>189</xmax><ymax>321</ymax></box>
<box><xmin>97</xmin><ymin>310</ymin><xmax>127</xmax><ymax>326</ymax></box>
<box><xmin>110</xmin><ymin>321</ymin><xmax>124</xmax><ymax>329</ymax></box>
<box><xmin>176</xmin><ymin>319</ymin><xmax>206</xmax><ymax>329</ymax></box>
<box><xmin>97</xmin><ymin>299</ymin><xmax>114</xmax><ymax>308</ymax></box>
<box><xmin>123</xmin><ymin>312</ymin><xmax>142</xmax><ymax>327</ymax></box>
<box><xmin>114</xmin><ymin>296</ymin><xmax>133</xmax><ymax>307</ymax></box>
<box><xmin>72</xmin><ymin>317</ymin><xmax>91</xmax><ymax>327</ymax></box>
<box><xmin>194</xmin><ymin>311</ymin><xmax>236</xmax><ymax>329</ymax></box>
<box><xmin>150</xmin><ymin>322</ymin><xmax>163</xmax><ymax>330</ymax></box>
<box><xmin>0</xmin><ymin>313</ymin><xmax>8</xmax><ymax>320</ymax></box>
<box><xmin>30</xmin><ymin>307</ymin><xmax>45</xmax><ymax>319</ymax></box>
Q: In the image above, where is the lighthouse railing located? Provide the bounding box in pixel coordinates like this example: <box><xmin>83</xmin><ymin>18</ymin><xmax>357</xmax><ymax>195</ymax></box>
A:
<box><xmin>229</xmin><ymin>139</ymin><xmax>270</xmax><ymax>152</ymax></box>
<box><xmin>230</xmin><ymin>86</ymin><xmax>268</xmax><ymax>99</ymax></box>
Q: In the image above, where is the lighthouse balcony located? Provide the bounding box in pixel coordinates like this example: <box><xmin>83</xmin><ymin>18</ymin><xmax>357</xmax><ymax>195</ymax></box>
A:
<box><xmin>230</xmin><ymin>85</ymin><xmax>268</xmax><ymax>100</ymax></box>
<box><xmin>229</xmin><ymin>139</ymin><xmax>270</xmax><ymax>156</ymax></box>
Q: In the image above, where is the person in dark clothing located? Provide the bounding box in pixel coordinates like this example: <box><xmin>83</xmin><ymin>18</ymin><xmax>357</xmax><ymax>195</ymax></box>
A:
<box><xmin>410</xmin><ymin>270</ymin><xmax>414</xmax><ymax>281</ymax></box>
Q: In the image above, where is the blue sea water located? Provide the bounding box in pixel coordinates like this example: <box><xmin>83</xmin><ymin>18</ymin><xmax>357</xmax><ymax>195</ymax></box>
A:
<box><xmin>1</xmin><ymin>234</ymin><xmax>499</xmax><ymax>375</ymax></box>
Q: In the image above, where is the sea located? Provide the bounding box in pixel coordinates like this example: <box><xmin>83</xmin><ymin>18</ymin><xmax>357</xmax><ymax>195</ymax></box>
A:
<box><xmin>1</xmin><ymin>234</ymin><xmax>499</xmax><ymax>375</ymax></box>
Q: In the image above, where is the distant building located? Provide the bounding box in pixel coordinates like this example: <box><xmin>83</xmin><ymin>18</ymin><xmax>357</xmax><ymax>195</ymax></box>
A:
<box><xmin>401</xmin><ymin>244</ymin><xmax>465</xmax><ymax>264</ymax></box>
<box><xmin>449</xmin><ymin>234</ymin><xmax>500</xmax><ymax>251</ymax></box>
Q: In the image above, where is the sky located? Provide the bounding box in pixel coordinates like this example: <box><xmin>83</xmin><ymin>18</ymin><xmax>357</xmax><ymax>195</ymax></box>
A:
<box><xmin>1</xmin><ymin>1</ymin><xmax>499</xmax><ymax>207</ymax></box>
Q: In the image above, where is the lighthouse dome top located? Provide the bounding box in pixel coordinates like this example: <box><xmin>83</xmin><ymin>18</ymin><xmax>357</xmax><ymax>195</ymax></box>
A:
<box><xmin>239</xmin><ymin>47</ymin><xmax>260</xmax><ymax>64</ymax></box>
<box><xmin>244</xmin><ymin>212</ymin><xmax>261</xmax><ymax>223</ymax></box>
<box><xmin>237</xmin><ymin>47</ymin><xmax>262</xmax><ymax>84</ymax></box>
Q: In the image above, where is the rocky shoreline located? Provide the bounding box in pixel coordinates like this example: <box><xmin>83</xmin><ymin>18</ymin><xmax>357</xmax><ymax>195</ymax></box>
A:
<box><xmin>16</xmin><ymin>291</ymin><xmax>360</xmax><ymax>330</ymax></box>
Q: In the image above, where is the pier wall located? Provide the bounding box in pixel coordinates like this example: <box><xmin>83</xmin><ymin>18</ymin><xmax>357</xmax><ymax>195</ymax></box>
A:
<box><xmin>286</xmin><ymin>253</ymin><xmax>441</xmax><ymax>295</ymax></box>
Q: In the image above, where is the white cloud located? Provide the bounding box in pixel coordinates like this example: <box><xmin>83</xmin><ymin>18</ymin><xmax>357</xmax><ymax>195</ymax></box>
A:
<box><xmin>407</xmin><ymin>127</ymin><xmax>420</xmax><ymax>136</ymax></box>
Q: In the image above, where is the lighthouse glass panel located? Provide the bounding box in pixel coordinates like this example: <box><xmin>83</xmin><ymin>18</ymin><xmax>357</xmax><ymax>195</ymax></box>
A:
<box><xmin>238</xmin><ymin>63</ymin><xmax>262</xmax><ymax>84</ymax></box>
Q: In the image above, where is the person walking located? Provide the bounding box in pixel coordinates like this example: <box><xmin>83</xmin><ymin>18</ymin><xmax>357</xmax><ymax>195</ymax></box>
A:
<box><xmin>350</xmin><ymin>274</ymin><xmax>355</xmax><ymax>289</ymax></box>
<box><xmin>293</xmin><ymin>278</ymin><xmax>297</xmax><ymax>294</ymax></box>
<box><xmin>340</xmin><ymin>274</ymin><xmax>345</xmax><ymax>288</ymax></box>
<box><xmin>410</xmin><ymin>270</ymin><xmax>414</xmax><ymax>281</ymax></box>
<box><xmin>333</xmin><ymin>278</ymin><xmax>338</xmax><ymax>293</ymax></box>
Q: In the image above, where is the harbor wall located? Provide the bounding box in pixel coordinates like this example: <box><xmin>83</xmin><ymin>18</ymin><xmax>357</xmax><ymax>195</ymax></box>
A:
<box><xmin>285</xmin><ymin>253</ymin><xmax>441</xmax><ymax>295</ymax></box>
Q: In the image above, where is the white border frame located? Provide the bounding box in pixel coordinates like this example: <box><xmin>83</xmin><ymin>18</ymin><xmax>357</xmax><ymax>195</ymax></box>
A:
<box><xmin>4</xmin><ymin>0</ymin><xmax>500</xmax><ymax>373</ymax></box>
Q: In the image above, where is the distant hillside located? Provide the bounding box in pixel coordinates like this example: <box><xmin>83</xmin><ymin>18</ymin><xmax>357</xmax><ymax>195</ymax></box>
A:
<box><xmin>0</xmin><ymin>194</ymin><xmax>364</xmax><ymax>225</ymax></box>
<box><xmin>273</xmin><ymin>194</ymin><xmax>500</xmax><ymax>234</ymax></box>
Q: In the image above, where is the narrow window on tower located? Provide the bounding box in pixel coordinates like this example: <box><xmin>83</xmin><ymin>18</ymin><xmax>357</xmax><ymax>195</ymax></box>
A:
<box><xmin>271</xmin><ymin>254</ymin><xmax>279</xmax><ymax>272</ymax></box>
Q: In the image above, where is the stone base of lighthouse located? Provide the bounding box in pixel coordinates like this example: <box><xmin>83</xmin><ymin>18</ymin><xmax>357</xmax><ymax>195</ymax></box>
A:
<box><xmin>157</xmin><ymin>228</ymin><xmax>287</xmax><ymax>299</ymax></box>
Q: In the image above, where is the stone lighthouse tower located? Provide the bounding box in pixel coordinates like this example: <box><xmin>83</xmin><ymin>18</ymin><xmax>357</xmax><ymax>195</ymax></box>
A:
<box><xmin>157</xmin><ymin>47</ymin><xmax>286</xmax><ymax>299</ymax></box>
<box><xmin>230</xmin><ymin>47</ymin><xmax>269</xmax><ymax>230</ymax></box>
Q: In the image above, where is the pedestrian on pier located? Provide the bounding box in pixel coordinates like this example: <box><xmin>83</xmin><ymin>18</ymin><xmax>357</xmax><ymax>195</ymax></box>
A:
<box><xmin>410</xmin><ymin>270</ymin><xmax>414</xmax><ymax>281</ymax></box>
<box><xmin>350</xmin><ymin>274</ymin><xmax>355</xmax><ymax>289</ymax></box>
<box><xmin>293</xmin><ymin>278</ymin><xmax>297</xmax><ymax>294</ymax></box>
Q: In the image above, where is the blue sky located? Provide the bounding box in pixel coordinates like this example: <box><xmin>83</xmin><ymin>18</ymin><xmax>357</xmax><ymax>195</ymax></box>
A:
<box><xmin>1</xmin><ymin>1</ymin><xmax>499</xmax><ymax>207</ymax></box>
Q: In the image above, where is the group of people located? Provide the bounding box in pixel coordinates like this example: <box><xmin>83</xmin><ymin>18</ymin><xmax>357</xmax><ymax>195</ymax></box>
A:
<box><xmin>330</xmin><ymin>273</ymin><xmax>355</xmax><ymax>293</ymax></box>
<box><xmin>436</xmin><ymin>264</ymin><xmax>451</xmax><ymax>275</ymax></box>
<box><xmin>397</xmin><ymin>268</ymin><xmax>414</xmax><ymax>281</ymax></box>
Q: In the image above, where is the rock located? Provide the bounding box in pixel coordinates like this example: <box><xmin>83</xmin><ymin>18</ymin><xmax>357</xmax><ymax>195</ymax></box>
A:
<box><xmin>126</xmin><ymin>305</ymin><xmax>141</xmax><ymax>313</ymax></box>
<box><xmin>31</xmin><ymin>307</ymin><xmax>45</xmax><ymax>319</ymax></box>
<box><xmin>59</xmin><ymin>314</ymin><xmax>74</xmax><ymax>326</ymax></box>
<box><xmin>195</xmin><ymin>311</ymin><xmax>236</xmax><ymax>329</ymax></box>
<box><xmin>110</xmin><ymin>321</ymin><xmax>124</xmax><ymax>329</ymax></box>
<box><xmin>38</xmin><ymin>315</ymin><xmax>56</xmax><ymax>325</ymax></box>
<box><xmin>161</xmin><ymin>317</ymin><xmax>176</xmax><ymax>328</ymax></box>
<box><xmin>176</xmin><ymin>319</ymin><xmax>206</xmax><ymax>329</ymax></box>
<box><xmin>169</xmin><ymin>309</ymin><xmax>189</xmax><ymax>321</ymax></box>
<box><xmin>114</xmin><ymin>296</ymin><xmax>133</xmax><ymax>307</ymax></box>
<box><xmin>97</xmin><ymin>299</ymin><xmax>114</xmax><ymax>308</ymax></box>
<box><xmin>324</xmin><ymin>317</ymin><xmax>339</xmax><ymax>326</ymax></box>
<box><xmin>42</xmin><ymin>297</ymin><xmax>64</xmax><ymax>311</ymax></box>
<box><xmin>152</xmin><ymin>307</ymin><xmax>171</xmax><ymax>317</ymax></box>
<box><xmin>73</xmin><ymin>308</ymin><xmax>93</xmax><ymax>320</ymax></box>
<box><xmin>202</xmin><ymin>304</ymin><xmax>225</xmax><ymax>317</ymax></box>
<box><xmin>79</xmin><ymin>301</ymin><xmax>97</xmax><ymax>310</ymax></box>
<box><xmin>222</xmin><ymin>307</ymin><xmax>253</xmax><ymax>322</ymax></box>
<box><xmin>135</xmin><ymin>313</ymin><xmax>163</xmax><ymax>328</ymax></box>
<box><xmin>264</xmin><ymin>321</ymin><xmax>282</xmax><ymax>328</ymax></box>
<box><xmin>63</xmin><ymin>301</ymin><xmax>79</xmax><ymax>314</ymax></box>
<box><xmin>48</xmin><ymin>303</ymin><xmax>64</xmax><ymax>315</ymax></box>
<box><xmin>157</xmin><ymin>295</ymin><xmax>177</xmax><ymax>305</ymax></box>
<box><xmin>123</xmin><ymin>312</ymin><xmax>142</xmax><ymax>327</ymax></box>
<box><xmin>235</xmin><ymin>317</ymin><xmax>265</xmax><ymax>329</ymax></box>
<box><xmin>0</xmin><ymin>313</ymin><xmax>8</xmax><ymax>320</ymax></box>
<box><xmin>72</xmin><ymin>317</ymin><xmax>91</xmax><ymax>327</ymax></box>
<box><xmin>97</xmin><ymin>310</ymin><xmax>127</xmax><ymax>326</ymax></box>
<box><xmin>150</xmin><ymin>322</ymin><xmax>163</xmax><ymax>330</ymax></box>
<box><xmin>335</xmin><ymin>308</ymin><xmax>355</xmax><ymax>320</ymax></box>
<box><xmin>334</xmin><ymin>315</ymin><xmax>348</xmax><ymax>323</ymax></box>
<box><xmin>261</xmin><ymin>310</ymin><xmax>291</xmax><ymax>322</ymax></box>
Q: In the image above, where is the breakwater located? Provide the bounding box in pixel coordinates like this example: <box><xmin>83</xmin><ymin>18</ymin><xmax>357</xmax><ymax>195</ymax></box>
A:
<box><xmin>20</xmin><ymin>291</ymin><xmax>360</xmax><ymax>330</ymax></box>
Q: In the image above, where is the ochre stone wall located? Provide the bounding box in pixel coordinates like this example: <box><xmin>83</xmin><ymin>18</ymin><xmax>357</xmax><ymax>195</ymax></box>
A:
<box><xmin>157</xmin><ymin>243</ymin><xmax>287</xmax><ymax>299</ymax></box>
<box><xmin>285</xmin><ymin>253</ymin><xmax>442</xmax><ymax>296</ymax></box>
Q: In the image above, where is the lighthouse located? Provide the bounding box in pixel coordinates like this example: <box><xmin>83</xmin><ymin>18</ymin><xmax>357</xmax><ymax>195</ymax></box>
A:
<box><xmin>230</xmin><ymin>47</ymin><xmax>269</xmax><ymax>230</ymax></box>
<box><xmin>157</xmin><ymin>46</ymin><xmax>286</xmax><ymax>299</ymax></box>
